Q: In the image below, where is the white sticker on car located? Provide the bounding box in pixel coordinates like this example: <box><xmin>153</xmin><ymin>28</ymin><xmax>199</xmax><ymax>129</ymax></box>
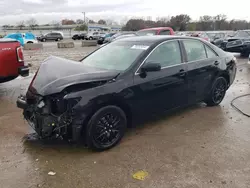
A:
<box><xmin>131</xmin><ymin>45</ymin><xmax>149</xmax><ymax>50</ymax></box>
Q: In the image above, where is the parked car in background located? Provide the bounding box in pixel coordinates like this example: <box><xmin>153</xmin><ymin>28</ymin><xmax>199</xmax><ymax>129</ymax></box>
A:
<box><xmin>210</xmin><ymin>32</ymin><xmax>228</xmax><ymax>47</ymax></box>
<box><xmin>104</xmin><ymin>32</ymin><xmax>136</xmax><ymax>43</ymax></box>
<box><xmin>37</xmin><ymin>32</ymin><xmax>63</xmax><ymax>42</ymax></box>
<box><xmin>4</xmin><ymin>32</ymin><xmax>38</xmax><ymax>46</ymax></box>
<box><xmin>17</xmin><ymin>36</ymin><xmax>236</xmax><ymax>151</ymax></box>
<box><xmin>72</xmin><ymin>33</ymin><xmax>87</xmax><ymax>40</ymax></box>
<box><xmin>97</xmin><ymin>33</ymin><xmax>116</xmax><ymax>44</ymax></box>
<box><xmin>87</xmin><ymin>32</ymin><xmax>106</xmax><ymax>40</ymax></box>
<box><xmin>136</xmin><ymin>27</ymin><xmax>175</xmax><ymax>36</ymax></box>
<box><xmin>198</xmin><ymin>32</ymin><xmax>211</xmax><ymax>42</ymax></box>
<box><xmin>0</xmin><ymin>38</ymin><xmax>29</xmax><ymax>83</ymax></box>
<box><xmin>220</xmin><ymin>30</ymin><xmax>250</xmax><ymax>56</ymax></box>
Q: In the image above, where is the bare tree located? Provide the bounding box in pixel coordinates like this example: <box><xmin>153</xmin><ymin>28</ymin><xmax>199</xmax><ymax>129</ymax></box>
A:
<box><xmin>16</xmin><ymin>21</ymin><xmax>25</xmax><ymax>30</ymax></box>
<box><xmin>97</xmin><ymin>19</ymin><xmax>106</xmax><ymax>25</ymax></box>
<box><xmin>76</xmin><ymin>19</ymin><xmax>84</xmax><ymax>24</ymax></box>
<box><xmin>2</xmin><ymin>25</ymin><xmax>9</xmax><ymax>30</ymax></box>
<box><xmin>26</xmin><ymin>18</ymin><xmax>38</xmax><ymax>30</ymax></box>
<box><xmin>88</xmin><ymin>20</ymin><xmax>95</xmax><ymax>24</ymax></box>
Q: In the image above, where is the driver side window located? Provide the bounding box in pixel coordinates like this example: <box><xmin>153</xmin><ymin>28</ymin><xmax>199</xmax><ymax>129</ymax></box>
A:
<box><xmin>145</xmin><ymin>40</ymin><xmax>182</xmax><ymax>67</ymax></box>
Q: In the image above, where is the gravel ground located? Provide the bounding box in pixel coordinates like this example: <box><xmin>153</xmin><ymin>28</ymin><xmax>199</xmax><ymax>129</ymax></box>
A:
<box><xmin>23</xmin><ymin>40</ymin><xmax>98</xmax><ymax>72</ymax></box>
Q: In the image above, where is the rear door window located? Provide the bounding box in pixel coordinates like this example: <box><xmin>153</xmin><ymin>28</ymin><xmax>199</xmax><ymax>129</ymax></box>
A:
<box><xmin>183</xmin><ymin>40</ymin><xmax>207</xmax><ymax>62</ymax></box>
<box><xmin>205</xmin><ymin>45</ymin><xmax>218</xmax><ymax>58</ymax></box>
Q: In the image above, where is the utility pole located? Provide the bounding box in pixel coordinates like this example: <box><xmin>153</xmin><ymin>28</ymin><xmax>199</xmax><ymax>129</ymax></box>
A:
<box><xmin>82</xmin><ymin>12</ymin><xmax>86</xmax><ymax>23</ymax></box>
<box><xmin>82</xmin><ymin>12</ymin><xmax>89</xmax><ymax>33</ymax></box>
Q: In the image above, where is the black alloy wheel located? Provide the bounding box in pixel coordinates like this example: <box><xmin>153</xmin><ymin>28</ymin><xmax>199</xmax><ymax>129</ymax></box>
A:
<box><xmin>86</xmin><ymin>106</ymin><xmax>127</xmax><ymax>151</ymax></box>
<box><xmin>205</xmin><ymin>77</ymin><xmax>227</xmax><ymax>106</ymax></box>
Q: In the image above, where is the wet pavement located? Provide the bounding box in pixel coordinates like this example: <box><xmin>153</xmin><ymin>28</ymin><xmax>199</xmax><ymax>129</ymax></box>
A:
<box><xmin>0</xmin><ymin>52</ymin><xmax>250</xmax><ymax>188</ymax></box>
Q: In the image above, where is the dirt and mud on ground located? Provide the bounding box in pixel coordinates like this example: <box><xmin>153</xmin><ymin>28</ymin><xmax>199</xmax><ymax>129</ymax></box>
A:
<box><xmin>0</xmin><ymin>42</ymin><xmax>250</xmax><ymax>188</ymax></box>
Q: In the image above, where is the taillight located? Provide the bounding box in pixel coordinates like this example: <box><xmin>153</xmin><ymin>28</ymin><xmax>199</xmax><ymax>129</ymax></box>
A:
<box><xmin>16</xmin><ymin>46</ymin><xmax>24</xmax><ymax>62</ymax></box>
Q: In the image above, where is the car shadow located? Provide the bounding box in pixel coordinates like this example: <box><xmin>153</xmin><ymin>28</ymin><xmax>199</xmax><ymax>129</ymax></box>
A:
<box><xmin>22</xmin><ymin>102</ymin><xmax>208</xmax><ymax>154</ymax></box>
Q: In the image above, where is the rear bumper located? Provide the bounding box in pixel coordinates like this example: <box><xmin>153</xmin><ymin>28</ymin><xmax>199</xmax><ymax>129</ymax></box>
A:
<box><xmin>18</xmin><ymin>66</ymin><xmax>29</xmax><ymax>77</ymax></box>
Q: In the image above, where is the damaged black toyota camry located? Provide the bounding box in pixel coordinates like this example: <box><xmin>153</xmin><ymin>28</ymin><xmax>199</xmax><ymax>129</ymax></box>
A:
<box><xmin>17</xmin><ymin>36</ymin><xmax>237</xmax><ymax>150</ymax></box>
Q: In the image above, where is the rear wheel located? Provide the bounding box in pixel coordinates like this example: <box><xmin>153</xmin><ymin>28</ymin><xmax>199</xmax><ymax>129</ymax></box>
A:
<box><xmin>86</xmin><ymin>106</ymin><xmax>127</xmax><ymax>151</ymax></box>
<box><xmin>205</xmin><ymin>77</ymin><xmax>227</xmax><ymax>106</ymax></box>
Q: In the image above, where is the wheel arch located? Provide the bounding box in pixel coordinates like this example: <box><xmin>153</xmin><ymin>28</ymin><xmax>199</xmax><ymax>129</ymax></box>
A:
<box><xmin>217</xmin><ymin>71</ymin><xmax>230</xmax><ymax>88</ymax></box>
<box><xmin>82</xmin><ymin>95</ymin><xmax>133</xmax><ymax>130</ymax></box>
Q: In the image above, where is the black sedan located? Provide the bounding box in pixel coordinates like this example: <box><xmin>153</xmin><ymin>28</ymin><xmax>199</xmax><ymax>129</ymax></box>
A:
<box><xmin>17</xmin><ymin>36</ymin><xmax>237</xmax><ymax>151</ymax></box>
<box><xmin>220</xmin><ymin>30</ymin><xmax>250</xmax><ymax>57</ymax></box>
<box><xmin>72</xmin><ymin>33</ymin><xmax>87</xmax><ymax>40</ymax></box>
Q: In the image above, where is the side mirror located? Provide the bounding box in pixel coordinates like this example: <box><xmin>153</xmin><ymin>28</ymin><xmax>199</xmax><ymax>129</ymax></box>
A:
<box><xmin>141</xmin><ymin>62</ymin><xmax>161</xmax><ymax>72</ymax></box>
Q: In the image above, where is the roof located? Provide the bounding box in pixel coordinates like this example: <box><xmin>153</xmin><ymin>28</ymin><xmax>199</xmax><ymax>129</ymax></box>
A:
<box><xmin>139</xmin><ymin>27</ymin><xmax>173</xmax><ymax>31</ymax></box>
<box><xmin>116</xmin><ymin>35</ymin><xmax>197</xmax><ymax>43</ymax></box>
<box><xmin>0</xmin><ymin>38</ymin><xmax>17</xmax><ymax>43</ymax></box>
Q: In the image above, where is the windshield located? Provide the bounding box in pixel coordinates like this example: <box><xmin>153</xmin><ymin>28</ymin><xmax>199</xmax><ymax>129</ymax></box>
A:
<box><xmin>136</xmin><ymin>30</ymin><xmax>157</xmax><ymax>36</ymax></box>
<box><xmin>81</xmin><ymin>42</ymin><xmax>149</xmax><ymax>71</ymax></box>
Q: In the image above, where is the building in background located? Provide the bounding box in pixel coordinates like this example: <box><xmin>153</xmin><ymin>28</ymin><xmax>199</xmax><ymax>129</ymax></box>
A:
<box><xmin>87</xmin><ymin>24</ymin><xmax>121</xmax><ymax>33</ymax></box>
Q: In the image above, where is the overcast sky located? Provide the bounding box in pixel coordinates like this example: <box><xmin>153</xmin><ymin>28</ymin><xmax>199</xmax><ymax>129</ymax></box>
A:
<box><xmin>0</xmin><ymin>0</ymin><xmax>250</xmax><ymax>25</ymax></box>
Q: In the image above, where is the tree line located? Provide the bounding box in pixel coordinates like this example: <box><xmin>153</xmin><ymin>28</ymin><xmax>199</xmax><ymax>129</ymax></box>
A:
<box><xmin>1</xmin><ymin>18</ymin><xmax>117</xmax><ymax>31</ymax></box>
<box><xmin>2</xmin><ymin>14</ymin><xmax>250</xmax><ymax>32</ymax></box>
<box><xmin>122</xmin><ymin>14</ymin><xmax>250</xmax><ymax>31</ymax></box>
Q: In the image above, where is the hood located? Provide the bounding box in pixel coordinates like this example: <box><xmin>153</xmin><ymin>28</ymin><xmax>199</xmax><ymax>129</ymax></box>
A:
<box><xmin>226</xmin><ymin>37</ymin><xmax>250</xmax><ymax>41</ymax></box>
<box><xmin>30</xmin><ymin>56</ymin><xmax>119</xmax><ymax>96</ymax></box>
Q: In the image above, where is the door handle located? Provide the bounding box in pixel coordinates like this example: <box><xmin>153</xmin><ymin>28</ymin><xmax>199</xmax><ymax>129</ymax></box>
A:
<box><xmin>178</xmin><ymin>69</ymin><xmax>186</xmax><ymax>77</ymax></box>
<box><xmin>214</xmin><ymin>61</ymin><xmax>219</xmax><ymax>66</ymax></box>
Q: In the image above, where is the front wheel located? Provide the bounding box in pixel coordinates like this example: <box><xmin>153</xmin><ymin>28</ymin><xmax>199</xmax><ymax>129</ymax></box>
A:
<box><xmin>86</xmin><ymin>106</ymin><xmax>127</xmax><ymax>151</ymax></box>
<box><xmin>205</xmin><ymin>77</ymin><xmax>227</xmax><ymax>106</ymax></box>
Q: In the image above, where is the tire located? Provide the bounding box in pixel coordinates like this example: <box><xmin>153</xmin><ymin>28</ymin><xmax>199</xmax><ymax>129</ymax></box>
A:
<box><xmin>42</xmin><ymin>38</ymin><xmax>46</xmax><ymax>42</ymax></box>
<box><xmin>205</xmin><ymin>77</ymin><xmax>228</xmax><ymax>106</ymax></box>
<box><xmin>56</xmin><ymin>38</ymin><xmax>60</xmax><ymax>41</ymax></box>
<box><xmin>86</xmin><ymin>105</ymin><xmax>127</xmax><ymax>151</ymax></box>
<box><xmin>89</xmin><ymin>37</ymin><xmax>93</xmax><ymax>40</ymax></box>
<box><xmin>27</xmin><ymin>41</ymin><xmax>33</xmax><ymax>44</ymax></box>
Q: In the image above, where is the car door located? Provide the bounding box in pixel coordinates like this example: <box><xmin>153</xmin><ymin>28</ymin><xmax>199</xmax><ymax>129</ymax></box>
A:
<box><xmin>181</xmin><ymin>39</ymin><xmax>220</xmax><ymax>103</ymax></box>
<box><xmin>132</xmin><ymin>40</ymin><xmax>188</xmax><ymax>115</ymax></box>
<box><xmin>45</xmin><ymin>33</ymin><xmax>52</xmax><ymax>40</ymax></box>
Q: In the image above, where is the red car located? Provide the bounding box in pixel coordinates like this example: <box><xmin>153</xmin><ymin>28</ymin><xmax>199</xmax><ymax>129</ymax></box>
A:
<box><xmin>0</xmin><ymin>38</ymin><xmax>29</xmax><ymax>83</ymax></box>
<box><xmin>136</xmin><ymin>27</ymin><xmax>175</xmax><ymax>36</ymax></box>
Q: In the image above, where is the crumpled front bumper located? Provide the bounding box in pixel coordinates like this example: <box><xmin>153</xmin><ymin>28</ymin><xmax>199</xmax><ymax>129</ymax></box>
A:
<box><xmin>16</xmin><ymin>95</ymin><xmax>83</xmax><ymax>141</ymax></box>
<box><xmin>16</xmin><ymin>95</ymin><xmax>28</xmax><ymax>109</ymax></box>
